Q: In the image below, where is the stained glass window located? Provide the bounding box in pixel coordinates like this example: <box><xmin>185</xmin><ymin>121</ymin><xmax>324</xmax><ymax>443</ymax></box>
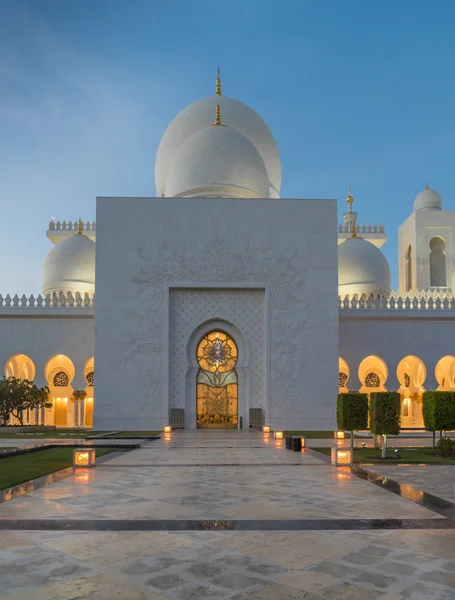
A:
<box><xmin>86</xmin><ymin>371</ymin><xmax>94</xmax><ymax>386</ymax></box>
<box><xmin>339</xmin><ymin>372</ymin><xmax>348</xmax><ymax>387</ymax></box>
<box><xmin>53</xmin><ymin>371</ymin><xmax>69</xmax><ymax>387</ymax></box>
<box><xmin>196</xmin><ymin>331</ymin><xmax>238</xmax><ymax>428</ymax></box>
<box><xmin>365</xmin><ymin>372</ymin><xmax>380</xmax><ymax>388</ymax></box>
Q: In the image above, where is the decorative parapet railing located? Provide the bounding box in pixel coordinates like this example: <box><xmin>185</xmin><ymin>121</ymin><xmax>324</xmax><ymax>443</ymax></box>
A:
<box><xmin>339</xmin><ymin>292</ymin><xmax>455</xmax><ymax>311</ymax></box>
<box><xmin>48</xmin><ymin>220</ymin><xmax>96</xmax><ymax>231</ymax></box>
<box><xmin>0</xmin><ymin>294</ymin><xmax>95</xmax><ymax>308</ymax></box>
<box><xmin>338</xmin><ymin>223</ymin><xmax>385</xmax><ymax>234</ymax></box>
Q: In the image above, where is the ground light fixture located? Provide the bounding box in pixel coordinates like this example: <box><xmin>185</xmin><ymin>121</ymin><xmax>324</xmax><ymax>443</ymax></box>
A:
<box><xmin>73</xmin><ymin>449</ymin><xmax>96</xmax><ymax>468</ymax></box>
<box><xmin>164</xmin><ymin>425</ymin><xmax>172</xmax><ymax>433</ymax></box>
<box><xmin>274</xmin><ymin>431</ymin><xmax>283</xmax><ymax>439</ymax></box>
<box><xmin>331</xmin><ymin>447</ymin><xmax>352</xmax><ymax>466</ymax></box>
<box><xmin>335</xmin><ymin>430</ymin><xmax>345</xmax><ymax>439</ymax></box>
<box><xmin>300</xmin><ymin>437</ymin><xmax>306</xmax><ymax>449</ymax></box>
<box><xmin>263</xmin><ymin>426</ymin><xmax>270</xmax><ymax>433</ymax></box>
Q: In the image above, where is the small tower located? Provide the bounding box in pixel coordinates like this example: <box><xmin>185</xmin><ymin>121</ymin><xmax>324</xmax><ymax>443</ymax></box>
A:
<box><xmin>398</xmin><ymin>184</ymin><xmax>454</xmax><ymax>294</ymax></box>
<box><xmin>343</xmin><ymin>187</ymin><xmax>357</xmax><ymax>233</ymax></box>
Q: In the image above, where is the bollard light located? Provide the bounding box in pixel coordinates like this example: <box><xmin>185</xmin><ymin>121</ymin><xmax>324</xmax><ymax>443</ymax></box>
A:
<box><xmin>263</xmin><ymin>426</ymin><xmax>270</xmax><ymax>433</ymax></box>
<box><xmin>331</xmin><ymin>447</ymin><xmax>352</xmax><ymax>466</ymax></box>
<box><xmin>300</xmin><ymin>437</ymin><xmax>306</xmax><ymax>449</ymax></box>
<box><xmin>335</xmin><ymin>430</ymin><xmax>345</xmax><ymax>439</ymax></box>
<box><xmin>73</xmin><ymin>449</ymin><xmax>96</xmax><ymax>468</ymax></box>
<box><xmin>274</xmin><ymin>431</ymin><xmax>283</xmax><ymax>439</ymax></box>
<box><xmin>164</xmin><ymin>425</ymin><xmax>172</xmax><ymax>433</ymax></box>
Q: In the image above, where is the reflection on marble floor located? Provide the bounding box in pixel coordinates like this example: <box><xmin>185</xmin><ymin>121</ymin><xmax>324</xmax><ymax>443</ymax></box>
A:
<box><xmin>368</xmin><ymin>464</ymin><xmax>455</xmax><ymax>503</ymax></box>
<box><xmin>0</xmin><ymin>430</ymin><xmax>454</xmax><ymax>599</ymax></box>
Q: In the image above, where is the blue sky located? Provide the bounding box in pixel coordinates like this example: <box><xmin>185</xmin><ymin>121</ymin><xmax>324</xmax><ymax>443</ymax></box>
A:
<box><xmin>1</xmin><ymin>0</ymin><xmax>454</xmax><ymax>294</ymax></box>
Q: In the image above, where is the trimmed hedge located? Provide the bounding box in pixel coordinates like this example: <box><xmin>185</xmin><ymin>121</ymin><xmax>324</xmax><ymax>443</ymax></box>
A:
<box><xmin>422</xmin><ymin>391</ymin><xmax>455</xmax><ymax>433</ymax></box>
<box><xmin>369</xmin><ymin>391</ymin><xmax>401</xmax><ymax>436</ymax></box>
<box><xmin>336</xmin><ymin>393</ymin><xmax>369</xmax><ymax>432</ymax></box>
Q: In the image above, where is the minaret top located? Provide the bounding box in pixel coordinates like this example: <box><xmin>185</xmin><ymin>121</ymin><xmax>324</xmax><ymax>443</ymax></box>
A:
<box><xmin>216</xmin><ymin>66</ymin><xmax>222</xmax><ymax>96</ymax></box>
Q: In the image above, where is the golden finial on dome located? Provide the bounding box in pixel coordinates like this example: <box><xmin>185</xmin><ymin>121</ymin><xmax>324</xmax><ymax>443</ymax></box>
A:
<box><xmin>216</xmin><ymin>66</ymin><xmax>222</xmax><ymax>96</ymax></box>
<box><xmin>210</xmin><ymin>103</ymin><xmax>226</xmax><ymax>127</ymax></box>
<box><xmin>77</xmin><ymin>219</ymin><xmax>83</xmax><ymax>235</ymax></box>
<box><xmin>351</xmin><ymin>221</ymin><xmax>357</xmax><ymax>238</ymax></box>
<box><xmin>347</xmin><ymin>186</ymin><xmax>354</xmax><ymax>212</ymax></box>
<box><xmin>426</xmin><ymin>182</ymin><xmax>429</xmax><ymax>189</ymax></box>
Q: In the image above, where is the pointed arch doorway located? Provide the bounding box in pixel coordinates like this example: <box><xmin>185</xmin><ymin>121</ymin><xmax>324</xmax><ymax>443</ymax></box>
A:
<box><xmin>196</xmin><ymin>330</ymin><xmax>239</xmax><ymax>429</ymax></box>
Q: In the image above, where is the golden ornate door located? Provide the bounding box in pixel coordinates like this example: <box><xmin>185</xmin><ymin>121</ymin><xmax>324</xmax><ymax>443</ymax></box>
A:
<box><xmin>196</xmin><ymin>331</ymin><xmax>238</xmax><ymax>429</ymax></box>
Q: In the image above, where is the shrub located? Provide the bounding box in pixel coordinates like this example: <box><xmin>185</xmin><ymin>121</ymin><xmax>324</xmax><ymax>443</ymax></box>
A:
<box><xmin>423</xmin><ymin>391</ymin><xmax>455</xmax><ymax>448</ymax></box>
<box><xmin>434</xmin><ymin>437</ymin><xmax>455</xmax><ymax>459</ymax></box>
<box><xmin>369</xmin><ymin>391</ymin><xmax>401</xmax><ymax>458</ymax></box>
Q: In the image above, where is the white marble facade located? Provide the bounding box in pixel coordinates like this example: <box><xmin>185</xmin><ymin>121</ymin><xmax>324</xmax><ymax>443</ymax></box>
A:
<box><xmin>93</xmin><ymin>197</ymin><xmax>339</xmax><ymax>431</ymax></box>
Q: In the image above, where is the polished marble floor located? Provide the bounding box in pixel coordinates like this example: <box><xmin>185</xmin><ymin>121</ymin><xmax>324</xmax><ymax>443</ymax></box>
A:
<box><xmin>0</xmin><ymin>430</ymin><xmax>454</xmax><ymax>599</ymax></box>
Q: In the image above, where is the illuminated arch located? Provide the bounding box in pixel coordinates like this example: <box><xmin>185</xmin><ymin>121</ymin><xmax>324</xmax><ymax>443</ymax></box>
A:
<box><xmin>45</xmin><ymin>355</ymin><xmax>75</xmax><ymax>387</ymax></box>
<box><xmin>358</xmin><ymin>355</ymin><xmax>388</xmax><ymax>393</ymax></box>
<box><xmin>435</xmin><ymin>356</ymin><xmax>455</xmax><ymax>391</ymax></box>
<box><xmin>339</xmin><ymin>357</ymin><xmax>350</xmax><ymax>391</ymax></box>
<box><xmin>4</xmin><ymin>354</ymin><xmax>36</xmax><ymax>381</ymax></box>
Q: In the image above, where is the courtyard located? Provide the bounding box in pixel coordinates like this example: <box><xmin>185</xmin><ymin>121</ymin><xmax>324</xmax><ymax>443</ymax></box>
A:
<box><xmin>0</xmin><ymin>430</ymin><xmax>454</xmax><ymax>599</ymax></box>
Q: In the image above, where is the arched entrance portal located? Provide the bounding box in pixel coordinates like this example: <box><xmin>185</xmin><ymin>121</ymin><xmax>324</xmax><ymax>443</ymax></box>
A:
<box><xmin>196</xmin><ymin>331</ymin><xmax>238</xmax><ymax>429</ymax></box>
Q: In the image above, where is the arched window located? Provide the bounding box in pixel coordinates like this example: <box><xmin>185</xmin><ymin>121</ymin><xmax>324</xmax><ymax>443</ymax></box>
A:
<box><xmin>365</xmin><ymin>372</ymin><xmax>380</xmax><ymax>388</ymax></box>
<box><xmin>85</xmin><ymin>371</ymin><xmax>94</xmax><ymax>386</ymax></box>
<box><xmin>339</xmin><ymin>372</ymin><xmax>348</xmax><ymax>387</ymax></box>
<box><xmin>196</xmin><ymin>331</ymin><xmax>238</xmax><ymax>429</ymax></box>
<box><xmin>53</xmin><ymin>371</ymin><xmax>69</xmax><ymax>387</ymax></box>
<box><xmin>430</xmin><ymin>237</ymin><xmax>446</xmax><ymax>287</ymax></box>
<box><xmin>405</xmin><ymin>245</ymin><xmax>412</xmax><ymax>292</ymax></box>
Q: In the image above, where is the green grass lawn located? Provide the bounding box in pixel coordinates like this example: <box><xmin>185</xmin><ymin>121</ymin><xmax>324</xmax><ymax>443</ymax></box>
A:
<box><xmin>313</xmin><ymin>447</ymin><xmax>455</xmax><ymax>464</ymax></box>
<box><xmin>0</xmin><ymin>430</ymin><xmax>112</xmax><ymax>439</ymax></box>
<box><xmin>284</xmin><ymin>431</ymin><xmax>347</xmax><ymax>439</ymax></box>
<box><xmin>102</xmin><ymin>431</ymin><xmax>160</xmax><ymax>437</ymax></box>
<box><xmin>0</xmin><ymin>447</ymin><xmax>117</xmax><ymax>490</ymax></box>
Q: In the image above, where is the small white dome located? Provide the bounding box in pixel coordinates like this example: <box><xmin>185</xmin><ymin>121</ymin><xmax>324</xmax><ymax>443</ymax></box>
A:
<box><xmin>338</xmin><ymin>236</ymin><xmax>392</xmax><ymax>298</ymax></box>
<box><xmin>155</xmin><ymin>96</ymin><xmax>281</xmax><ymax>198</ymax></box>
<box><xmin>165</xmin><ymin>124</ymin><xmax>269</xmax><ymax>199</ymax></box>
<box><xmin>413</xmin><ymin>186</ymin><xmax>442</xmax><ymax>212</ymax></box>
<box><xmin>42</xmin><ymin>233</ymin><xmax>95</xmax><ymax>296</ymax></box>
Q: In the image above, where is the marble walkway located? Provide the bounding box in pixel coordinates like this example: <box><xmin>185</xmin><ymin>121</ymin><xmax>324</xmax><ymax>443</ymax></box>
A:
<box><xmin>0</xmin><ymin>430</ymin><xmax>454</xmax><ymax>599</ymax></box>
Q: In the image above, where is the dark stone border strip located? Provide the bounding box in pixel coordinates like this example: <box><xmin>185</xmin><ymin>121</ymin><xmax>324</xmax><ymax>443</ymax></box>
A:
<box><xmin>97</xmin><ymin>463</ymin><xmax>325</xmax><ymax>468</ymax></box>
<box><xmin>0</xmin><ymin>518</ymin><xmax>453</xmax><ymax>531</ymax></box>
<box><xmin>0</xmin><ymin>448</ymin><xmax>135</xmax><ymax>504</ymax></box>
<box><xmin>352</xmin><ymin>465</ymin><xmax>455</xmax><ymax>520</ymax></box>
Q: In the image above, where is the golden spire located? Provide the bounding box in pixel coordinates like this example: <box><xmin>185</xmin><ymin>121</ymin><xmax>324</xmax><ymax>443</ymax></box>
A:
<box><xmin>216</xmin><ymin>66</ymin><xmax>222</xmax><ymax>96</ymax></box>
<box><xmin>346</xmin><ymin>186</ymin><xmax>354</xmax><ymax>213</ymax></box>
<box><xmin>210</xmin><ymin>103</ymin><xmax>226</xmax><ymax>127</ymax></box>
<box><xmin>77</xmin><ymin>219</ymin><xmax>83</xmax><ymax>235</ymax></box>
<box><xmin>351</xmin><ymin>221</ymin><xmax>357</xmax><ymax>238</ymax></box>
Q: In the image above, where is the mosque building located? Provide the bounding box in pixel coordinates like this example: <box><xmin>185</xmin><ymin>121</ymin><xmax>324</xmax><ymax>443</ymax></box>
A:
<box><xmin>1</xmin><ymin>71</ymin><xmax>455</xmax><ymax>431</ymax></box>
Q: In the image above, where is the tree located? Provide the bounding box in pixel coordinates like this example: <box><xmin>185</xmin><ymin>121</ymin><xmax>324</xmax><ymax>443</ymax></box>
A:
<box><xmin>422</xmin><ymin>391</ymin><xmax>455</xmax><ymax>450</ymax></box>
<box><xmin>336</xmin><ymin>392</ymin><xmax>369</xmax><ymax>452</ymax></box>
<box><xmin>369</xmin><ymin>391</ymin><xmax>401</xmax><ymax>459</ymax></box>
<box><xmin>0</xmin><ymin>377</ymin><xmax>51</xmax><ymax>426</ymax></box>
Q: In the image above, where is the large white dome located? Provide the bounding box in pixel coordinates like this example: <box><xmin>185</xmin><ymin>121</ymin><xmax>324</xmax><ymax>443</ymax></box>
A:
<box><xmin>338</xmin><ymin>236</ymin><xmax>392</xmax><ymax>298</ymax></box>
<box><xmin>413</xmin><ymin>186</ymin><xmax>442</xmax><ymax>212</ymax></box>
<box><xmin>156</xmin><ymin>95</ymin><xmax>281</xmax><ymax>198</ymax></box>
<box><xmin>166</xmin><ymin>124</ymin><xmax>269</xmax><ymax>199</ymax></box>
<box><xmin>42</xmin><ymin>233</ymin><xmax>96</xmax><ymax>296</ymax></box>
